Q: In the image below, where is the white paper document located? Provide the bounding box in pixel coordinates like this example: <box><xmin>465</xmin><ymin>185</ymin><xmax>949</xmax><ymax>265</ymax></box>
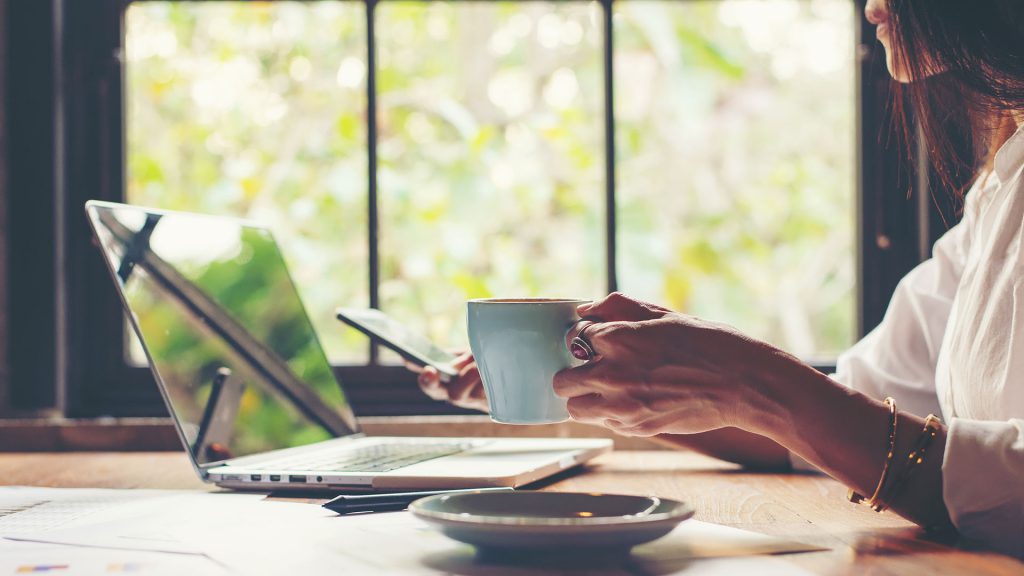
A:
<box><xmin>0</xmin><ymin>487</ymin><xmax>188</xmax><ymax>535</ymax></box>
<box><xmin>0</xmin><ymin>538</ymin><xmax>228</xmax><ymax>576</ymax></box>
<box><xmin>169</xmin><ymin>496</ymin><xmax>824</xmax><ymax>575</ymax></box>
<box><xmin>0</xmin><ymin>486</ymin><xmax>824</xmax><ymax>575</ymax></box>
<box><xmin>0</xmin><ymin>487</ymin><xmax>264</xmax><ymax>554</ymax></box>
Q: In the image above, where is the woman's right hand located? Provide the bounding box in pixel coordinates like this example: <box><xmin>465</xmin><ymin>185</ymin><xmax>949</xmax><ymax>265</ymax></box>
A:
<box><xmin>413</xmin><ymin>351</ymin><xmax>490</xmax><ymax>412</ymax></box>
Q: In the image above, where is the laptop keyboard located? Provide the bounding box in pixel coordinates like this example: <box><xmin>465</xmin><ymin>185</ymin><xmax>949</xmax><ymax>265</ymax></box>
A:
<box><xmin>257</xmin><ymin>441</ymin><xmax>479</xmax><ymax>474</ymax></box>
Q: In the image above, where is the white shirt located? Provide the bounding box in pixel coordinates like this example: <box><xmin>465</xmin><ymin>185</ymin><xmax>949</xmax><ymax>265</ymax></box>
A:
<box><xmin>814</xmin><ymin>125</ymin><xmax>1024</xmax><ymax>556</ymax></box>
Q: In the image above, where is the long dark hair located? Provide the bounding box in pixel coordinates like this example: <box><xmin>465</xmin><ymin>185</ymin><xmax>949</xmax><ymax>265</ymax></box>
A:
<box><xmin>888</xmin><ymin>0</ymin><xmax>1024</xmax><ymax>193</ymax></box>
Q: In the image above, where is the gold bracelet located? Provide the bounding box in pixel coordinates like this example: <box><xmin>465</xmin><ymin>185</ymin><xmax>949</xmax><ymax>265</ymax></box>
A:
<box><xmin>873</xmin><ymin>414</ymin><xmax>942</xmax><ymax>513</ymax></box>
<box><xmin>847</xmin><ymin>397</ymin><xmax>898</xmax><ymax>509</ymax></box>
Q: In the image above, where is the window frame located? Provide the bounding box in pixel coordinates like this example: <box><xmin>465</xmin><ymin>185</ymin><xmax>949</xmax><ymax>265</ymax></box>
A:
<box><xmin>0</xmin><ymin>0</ymin><xmax>7</xmax><ymax>416</ymax></box>
<box><xmin>3</xmin><ymin>0</ymin><xmax>949</xmax><ymax>418</ymax></box>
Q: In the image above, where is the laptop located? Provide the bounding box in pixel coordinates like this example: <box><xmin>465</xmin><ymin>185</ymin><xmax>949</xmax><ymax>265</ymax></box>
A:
<box><xmin>84</xmin><ymin>200</ymin><xmax>611</xmax><ymax>492</ymax></box>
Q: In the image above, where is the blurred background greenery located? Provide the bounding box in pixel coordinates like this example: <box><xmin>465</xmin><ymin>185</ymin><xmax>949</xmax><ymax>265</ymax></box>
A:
<box><xmin>125</xmin><ymin>0</ymin><xmax>855</xmax><ymax>368</ymax></box>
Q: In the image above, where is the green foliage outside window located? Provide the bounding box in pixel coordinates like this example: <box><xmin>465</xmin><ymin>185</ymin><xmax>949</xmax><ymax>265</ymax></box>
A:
<box><xmin>126</xmin><ymin>0</ymin><xmax>854</xmax><ymax>367</ymax></box>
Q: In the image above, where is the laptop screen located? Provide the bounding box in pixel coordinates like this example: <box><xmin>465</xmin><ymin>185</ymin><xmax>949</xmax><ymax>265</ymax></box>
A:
<box><xmin>86</xmin><ymin>202</ymin><xmax>360</xmax><ymax>466</ymax></box>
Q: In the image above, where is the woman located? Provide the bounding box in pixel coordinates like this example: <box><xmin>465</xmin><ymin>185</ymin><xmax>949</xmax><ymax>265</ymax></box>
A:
<box><xmin>415</xmin><ymin>0</ymin><xmax>1024</xmax><ymax>556</ymax></box>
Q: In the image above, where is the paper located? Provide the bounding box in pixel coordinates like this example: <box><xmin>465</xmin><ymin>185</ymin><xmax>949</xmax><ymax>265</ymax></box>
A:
<box><xmin>0</xmin><ymin>487</ymin><xmax>824</xmax><ymax>575</ymax></box>
<box><xmin>0</xmin><ymin>487</ymin><xmax>188</xmax><ymax>535</ymax></box>
<box><xmin>3</xmin><ymin>489</ymin><xmax>265</xmax><ymax>554</ymax></box>
<box><xmin>172</xmin><ymin>499</ymin><xmax>824</xmax><ymax>575</ymax></box>
<box><xmin>0</xmin><ymin>539</ymin><xmax>229</xmax><ymax>576</ymax></box>
<box><xmin>0</xmin><ymin>488</ymin><xmax>233</xmax><ymax>575</ymax></box>
<box><xmin>634</xmin><ymin>519</ymin><xmax>826</xmax><ymax>562</ymax></box>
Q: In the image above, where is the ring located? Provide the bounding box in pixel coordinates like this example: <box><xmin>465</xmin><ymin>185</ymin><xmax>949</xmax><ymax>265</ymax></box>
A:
<box><xmin>570</xmin><ymin>336</ymin><xmax>595</xmax><ymax>361</ymax></box>
<box><xmin>569</xmin><ymin>322</ymin><xmax>596</xmax><ymax>361</ymax></box>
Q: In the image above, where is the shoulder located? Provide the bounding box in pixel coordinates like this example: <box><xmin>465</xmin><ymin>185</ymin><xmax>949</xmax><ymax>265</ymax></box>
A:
<box><xmin>963</xmin><ymin>169</ymin><xmax>998</xmax><ymax>220</ymax></box>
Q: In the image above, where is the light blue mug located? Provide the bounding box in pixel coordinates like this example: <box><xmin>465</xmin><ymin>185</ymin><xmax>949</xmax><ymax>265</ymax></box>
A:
<box><xmin>467</xmin><ymin>298</ymin><xmax>588</xmax><ymax>424</ymax></box>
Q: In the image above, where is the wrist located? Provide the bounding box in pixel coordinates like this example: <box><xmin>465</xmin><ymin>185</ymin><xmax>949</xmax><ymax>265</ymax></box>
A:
<box><xmin>736</xmin><ymin>349</ymin><xmax>833</xmax><ymax>442</ymax></box>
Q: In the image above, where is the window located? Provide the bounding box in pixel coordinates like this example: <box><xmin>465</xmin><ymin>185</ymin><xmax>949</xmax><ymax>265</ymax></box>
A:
<box><xmin>5</xmin><ymin>0</ymin><xmax>940</xmax><ymax>417</ymax></box>
<box><xmin>613</xmin><ymin>1</ymin><xmax>856</xmax><ymax>359</ymax></box>
<box><xmin>125</xmin><ymin>3</ymin><xmax>372</xmax><ymax>365</ymax></box>
<box><xmin>125</xmin><ymin>0</ymin><xmax>853</xmax><ymax>358</ymax></box>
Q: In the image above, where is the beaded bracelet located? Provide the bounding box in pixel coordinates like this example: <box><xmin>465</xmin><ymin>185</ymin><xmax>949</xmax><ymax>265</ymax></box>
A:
<box><xmin>873</xmin><ymin>414</ymin><xmax>942</xmax><ymax>513</ymax></box>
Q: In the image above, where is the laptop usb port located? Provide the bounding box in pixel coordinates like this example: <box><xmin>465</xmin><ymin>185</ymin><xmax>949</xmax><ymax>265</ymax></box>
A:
<box><xmin>250</xmin><ymin>474</ymin><xmax>262</xmax><ymax>482</ymax></box>
<box><xmin>269</xmin><ymin>475</ymin><xmax>281</xmax><ymax>482</ymax></box>
<box><xmin>288</xmin><ymin>475</ymin><xmax>307</xmax><ymax>483</ymax></box>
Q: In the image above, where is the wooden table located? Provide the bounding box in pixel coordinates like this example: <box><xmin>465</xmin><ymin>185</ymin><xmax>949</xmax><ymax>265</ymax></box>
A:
<box><xmin>1</xmin><ymin>450</ymin><xmax>1020</xmax><ymax>575</ymax></box>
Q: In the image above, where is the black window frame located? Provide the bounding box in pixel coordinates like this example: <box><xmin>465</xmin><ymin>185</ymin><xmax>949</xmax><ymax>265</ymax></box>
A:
<box><xmin>2</xmin><ymin>0</ymin><xmax>958</xmax><ymax>418</ymax></box>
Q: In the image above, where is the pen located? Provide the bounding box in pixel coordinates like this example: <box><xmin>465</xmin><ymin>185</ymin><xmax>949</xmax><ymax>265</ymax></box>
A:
<box><xmin>323</xmin><ymin>486</ymin><xmax>515</xmax><ymax>515</ymax></box>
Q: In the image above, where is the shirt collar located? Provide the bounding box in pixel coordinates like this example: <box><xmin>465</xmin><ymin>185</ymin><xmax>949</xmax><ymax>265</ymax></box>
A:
<box><xmin>993</xmin><ymin>122</ymin><xmax>1024</xmax><ymax>183</ymax></box>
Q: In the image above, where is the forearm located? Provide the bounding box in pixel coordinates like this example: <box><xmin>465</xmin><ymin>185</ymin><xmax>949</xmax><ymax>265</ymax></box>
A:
<box><xmin>752</xmin><ymin>361</ymin><xmax>952</xmax><ymax>530</ymax></box>
<box><xmin>653</xmin><ymin>428</ymin><xmax>791</xmax><ymax>471</ymax></box>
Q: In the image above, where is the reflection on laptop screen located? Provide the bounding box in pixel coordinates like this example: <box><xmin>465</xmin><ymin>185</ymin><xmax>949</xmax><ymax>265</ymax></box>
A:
<box><xmin>86</xmin><ymin>203</ymin><xmax>359</xmax><ymax>465</ymax></box>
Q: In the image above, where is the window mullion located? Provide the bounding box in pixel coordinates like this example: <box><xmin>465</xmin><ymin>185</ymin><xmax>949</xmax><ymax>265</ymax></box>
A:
<box><xmin>603</xmin><ymin>0</ymin><xmax>617</xmax><ymax>294</ymax></box>
<box><xmin>366</xmin><ymin>0</ymin><xmax>380</xmax><ymax>365</ymax></box>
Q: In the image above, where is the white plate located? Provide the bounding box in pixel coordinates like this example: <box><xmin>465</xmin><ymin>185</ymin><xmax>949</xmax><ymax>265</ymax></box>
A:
<box><xmin>409</xmin><ymin>491</ymin><xmax>694</xmax><ymax>553</ymax></box>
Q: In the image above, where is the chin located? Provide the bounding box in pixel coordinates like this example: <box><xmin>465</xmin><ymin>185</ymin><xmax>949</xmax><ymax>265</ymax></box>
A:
<box><xmin>883</xmin><ymin>49</ymin><xmax>913</xmax><ymax>84</ymax></box>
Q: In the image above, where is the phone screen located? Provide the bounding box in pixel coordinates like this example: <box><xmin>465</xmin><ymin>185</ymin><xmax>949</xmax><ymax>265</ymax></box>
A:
<box><xmin>337</xmin><ymin>308</ymin><xmax>457</xmax><ymax>368</ymax></box>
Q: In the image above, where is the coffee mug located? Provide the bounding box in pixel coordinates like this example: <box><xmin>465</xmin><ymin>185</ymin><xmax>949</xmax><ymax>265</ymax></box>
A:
<box><xmin>467</xmin><ymin>298</ymin><xmax>588</xmax><ymax>424</ymax></box>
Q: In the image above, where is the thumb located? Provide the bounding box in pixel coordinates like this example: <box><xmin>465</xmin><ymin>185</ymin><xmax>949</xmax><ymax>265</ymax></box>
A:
<box><xmin>578</xmin><ymin>292</ymin><xmax>671</xmax><ymax>322</ymax></box>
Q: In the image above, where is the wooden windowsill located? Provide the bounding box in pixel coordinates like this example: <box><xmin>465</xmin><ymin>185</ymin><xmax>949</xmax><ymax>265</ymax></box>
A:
<box><xmin>0</xmin><ymin>416</ymin><xmax>663</xmax><ymax>452</ymax></box>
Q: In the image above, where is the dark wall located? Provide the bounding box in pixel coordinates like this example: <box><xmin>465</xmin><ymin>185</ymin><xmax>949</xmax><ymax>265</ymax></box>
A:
<box><xmin>5</xmin><ymin>0</ymin><xmax>57</xmax><ymax>412</ymax></box>
<box><xmin>0</xmin><ymin>0</ymin><xmax>9</xmax><ymax>413</ymax></box>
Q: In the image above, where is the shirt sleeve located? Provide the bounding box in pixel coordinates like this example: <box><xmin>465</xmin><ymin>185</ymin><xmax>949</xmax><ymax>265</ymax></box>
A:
<box><xmin>789</xmin><ymin>188</ymin><xmax>976</xmax><ymax>471</ymax></box>
<box><xmin>942</xmin><ymin>418</ymin><xmax>1024</xmax><ymax>557</ymax></box>
<box><xmin>830</xmin><ymin>215</ymin><xmax>970</xmax><ymax>416</ymax></box>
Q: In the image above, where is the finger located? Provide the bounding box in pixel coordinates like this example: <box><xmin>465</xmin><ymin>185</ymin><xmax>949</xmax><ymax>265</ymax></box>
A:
<box><xmin>417</xmin><ymin>367</ymin><xmax>449</xmax><ymax>401</ymax></box>
<box><xmin>565</xmin><ymin>319</ymin><xmax>600</xmax><ymax>358</ymax></box>
<box><xmin>552</xmin><ymin>362</ymin><xmax>611</xmax><ymax>398</ymax></box>
<box><xmin>469</xmin><ymin>383</ymin><xmax>487</xmax><ymax>402</ymax></box>
<box><xmin>404</xmin><ymin>360</ymin><xmax>425</xmax><ymax>374</ymax></box>
<box><xmin>418</xmin><ymin>365</ymin><xmax>439</xmax><ymax>387</ymax></box>
<box><xmin>607</xmin><ymin>421</ymin><xmax>661</xmax><ymax>438</ymax></box>
<box><xmin>451</xmin><ymin>351</ymin><xmax>475</xmax><ymax>370</ymax></box>
<box><xmin>565</xmin><ymin>393</ymin><xmax>606</xmax><ymax>423</ymax></box>
<box><xmin>448</xmin><ymin>364</ymin><xmax>483</xmax><ymax>403</ymax></box>
<box><xmin>603</xmin><ymin>418</ymin><xmax>641</xmax><ymax>434</ymax></box>
<box><xmin>577</xmin><ymin>292</ymin><xmax>670</xmax><ymax>322</ymax></box>
<box><xmin>468</xmin><ymin>385</ymin><xmax>490</xmax><ymax>411</ymax></box>
<box><xmin>567</xmin><ymin>320</ymin><xmax>642</xmax><ymax>361</ymax></box>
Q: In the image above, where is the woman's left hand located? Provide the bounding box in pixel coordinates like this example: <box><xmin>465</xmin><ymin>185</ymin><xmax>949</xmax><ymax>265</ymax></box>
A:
<box><xmin>553</xmin><ymin>292</ymin><xmax>805</xmax><ymax>438</ymax></box>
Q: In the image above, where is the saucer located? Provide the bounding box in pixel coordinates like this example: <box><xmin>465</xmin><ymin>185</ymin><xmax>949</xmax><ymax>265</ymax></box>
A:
<box><xmin>409</xmin><ymin>491</ymin><xmax>694</xmax><ymax>553</ymax></box>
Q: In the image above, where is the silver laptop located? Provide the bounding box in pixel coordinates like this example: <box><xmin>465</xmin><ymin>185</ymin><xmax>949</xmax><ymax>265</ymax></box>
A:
<box><xmin>85</xmin><ymin>200</ymin><xmax>610</xmax><ymax>492</ymax></box>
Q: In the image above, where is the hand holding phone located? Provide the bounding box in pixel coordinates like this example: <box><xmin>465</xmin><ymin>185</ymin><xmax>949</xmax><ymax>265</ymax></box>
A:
<box><xmin>416</xmin><ymin>351</ymin><xmax>489</xmax><ymax>412</ymax></box>
<box><xmin>335</xmin><ymin>308</ymin><xmax>460</xmax><ymax>382</ymax></box>
<box><xmin>336</xmin><ymin>308</ymin><xmax>489</xmax><ymax>411</ymax></box>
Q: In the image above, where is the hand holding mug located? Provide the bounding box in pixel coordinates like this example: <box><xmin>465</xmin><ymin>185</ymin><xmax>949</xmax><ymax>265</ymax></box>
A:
<box><xmin>553</xmin><ymin>292</ymin><xmax>803</xmax><ymax>438</ymax></box>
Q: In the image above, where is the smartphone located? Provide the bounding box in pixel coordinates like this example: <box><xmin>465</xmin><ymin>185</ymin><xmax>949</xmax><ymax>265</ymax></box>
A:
<box><xmin>335</xmin><ymin>307</ymin><xmax>460</xmax><ymax>383</ymax></box>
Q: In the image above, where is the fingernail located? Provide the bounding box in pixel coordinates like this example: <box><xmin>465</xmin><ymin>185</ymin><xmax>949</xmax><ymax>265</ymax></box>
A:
<box><xmin>577</xmin><ymin>301</ymin><xmax>593</xmax><ymax>313</ymax></box>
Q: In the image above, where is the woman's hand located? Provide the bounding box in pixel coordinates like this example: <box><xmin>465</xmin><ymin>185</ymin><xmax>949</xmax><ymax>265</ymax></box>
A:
<box><xmin>553</xmin><ymin>292</ymin><xmax>808</xmax><ymax>438</ymax></box>
<box><xmin>409</xmin><ymin>351</ymin><xmax>490</xmax><ymax>412</ymax></box>
<box><xmin>554</xmin><ymin>293</ymin><xmax>955</xmax><ymax>532</ymax></box>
